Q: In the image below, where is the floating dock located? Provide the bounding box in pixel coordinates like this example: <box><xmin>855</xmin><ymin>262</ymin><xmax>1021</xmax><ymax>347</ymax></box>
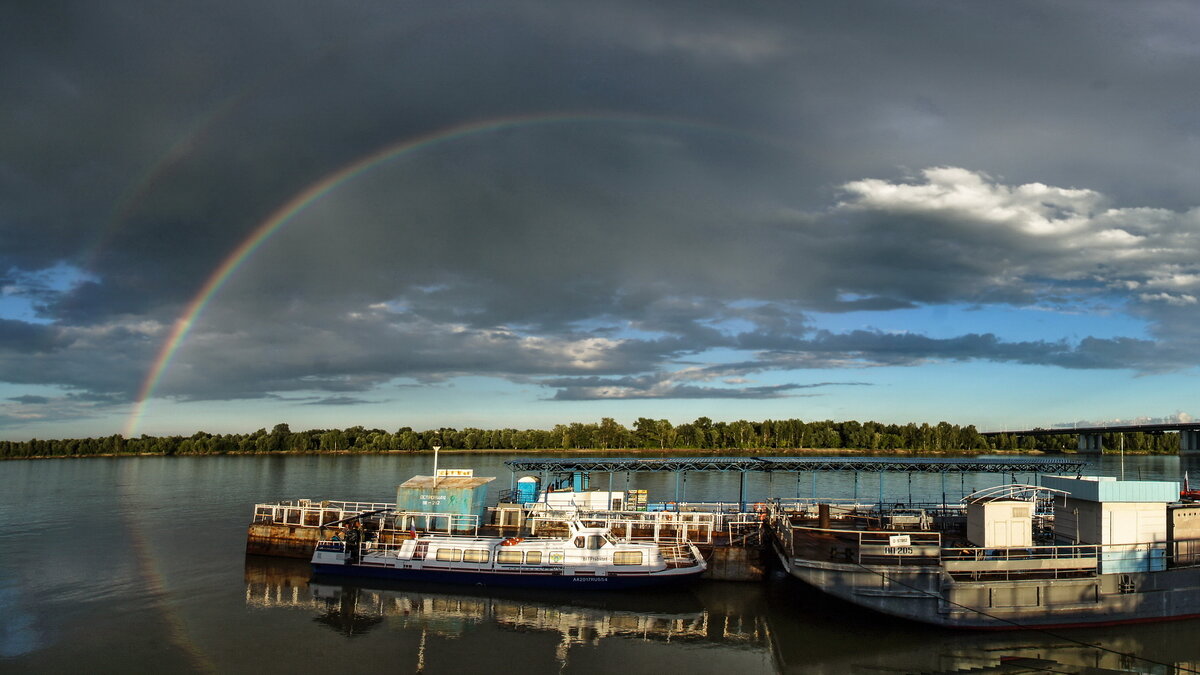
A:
<box><xmin>246</xmin><ymin>457</ymin><xmax>1089</xmax><ymax>583</ymax></box>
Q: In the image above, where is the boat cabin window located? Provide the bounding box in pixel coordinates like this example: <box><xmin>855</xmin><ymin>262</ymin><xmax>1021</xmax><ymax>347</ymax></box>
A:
<box><xmin>573</xmin><ymin>535</ymin><xmax>606</xmax><ymax>550</ymax></box>
<box><xmin>463</xmin><ymin>549</ymin><xmax>490</xmax><ymax>563</ymax></box>
<box><xmin>613</xmin><ymin>551</ymin><xmax>643</xmax><ymax>566</ymax></box>
<box><xmin>435</xmin><ymin>548</ymin><xmax>463</xmax><ymax>562</ymax></box>
<box><xmin>496</xmin><ymin>550</ymin><xmax>523</xmax><ymax>564</ymax></box>
<box><xmin>496</xmin><ymin>550</ymin><xmax>544</xmax><ymax>565</ymax></box>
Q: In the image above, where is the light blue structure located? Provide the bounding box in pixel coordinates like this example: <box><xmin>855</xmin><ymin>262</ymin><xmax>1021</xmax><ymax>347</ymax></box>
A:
<box><xmin>1042</xmin><ymin>475</ymin><xmax>1177</xmax><ymax>573</ymax></box>
<box><xmin>396</xmin><ymin>475</ymin><xmax>495</xmax><ymax>531</ymax></box>
<box><xmin>1040</xmin><ymin>475</ymin><xmax>1179</xmax><ymax>502</ymax></box>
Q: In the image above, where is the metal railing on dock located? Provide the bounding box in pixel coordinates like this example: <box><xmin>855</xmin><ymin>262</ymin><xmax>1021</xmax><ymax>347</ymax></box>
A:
<box><xmin>252</xmin><ymin>500</ymin><xmax>479</xmax><ymax>535</ymax></box>
<box><xmin>527</xmin><ymin>508</ymin><xmax>717</xmax><ymax>543</ymax></box>
<box><xmin>252</xmin><ymin>500</ymin><xmax>393</xmax><ymax>528</ymax></box>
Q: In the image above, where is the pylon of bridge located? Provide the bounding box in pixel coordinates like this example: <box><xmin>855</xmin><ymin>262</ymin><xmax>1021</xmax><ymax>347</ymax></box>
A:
<box><xmin>1182</xmin><ymin>430</ymin><xmax>1200</xmax><ymax>455</ymax></box>
<box><xmin>1077</xmin><ymin>433</ymin><xmax>1104</xmax><ymax>454</ymax></box>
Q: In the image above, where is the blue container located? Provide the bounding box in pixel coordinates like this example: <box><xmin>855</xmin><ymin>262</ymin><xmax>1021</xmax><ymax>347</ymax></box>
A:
<box><xmin>571</xmin><ymin>471</ymin><xmax>590</xmax><ymax>492</ymax></box>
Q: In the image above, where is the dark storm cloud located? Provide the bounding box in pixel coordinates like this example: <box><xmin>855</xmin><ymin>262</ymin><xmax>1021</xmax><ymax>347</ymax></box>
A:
<box><xmin>542</xmin><ymin>364</ymin><xmax>873</xmax><ymax>400</ymax></box>
<box><xmin>551</xmin><ymin>383</ymin><xmax>818</xmax><ymax>401</ymax></box>
<box><xmin>8</xmin><ymin>395</ymin><xmax>48</xmax><ymax>405</ymax></box>
<box><xmin>0</xmin><ymin>319</ymin><xmax>70</xmax><ymax>354</ymax></box>
<box><xmin>752</xmin><ymin>331</ymin><xmax>1178</xmax><ymax>372</ymax></box>
<box><xmin>3</xmin><ymin>1</ymin><xmax>1200</xmax><ymax>412</ymax></box>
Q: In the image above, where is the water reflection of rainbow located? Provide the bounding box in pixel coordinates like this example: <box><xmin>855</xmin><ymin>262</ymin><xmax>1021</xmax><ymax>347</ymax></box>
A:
<box><xmin>118</xmin><ymin>461</ymin><xmax>214</xmax><ymax>672</ymax></box>
<box><xmin>123</xmin><ymin>113</ymin><xmax>766</xmax><ymax>437</ymax></box>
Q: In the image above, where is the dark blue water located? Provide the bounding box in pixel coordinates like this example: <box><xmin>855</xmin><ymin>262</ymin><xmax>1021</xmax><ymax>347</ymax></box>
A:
<box><xmin>3</xmin><ymin>452</ymin><xmax>1200</xmax><ymax>673</ymax></box>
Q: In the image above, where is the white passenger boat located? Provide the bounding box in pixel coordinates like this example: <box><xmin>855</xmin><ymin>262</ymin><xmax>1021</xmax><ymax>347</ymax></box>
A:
<box><xmin>312</xmin><ymin>521</ymin><xmax>707</xmax><ymax>590</ymax></box>
<box><xmin>771</xmin><ymin>475</ymin><xmax>1200</xmax><ymax>629</ymax></box>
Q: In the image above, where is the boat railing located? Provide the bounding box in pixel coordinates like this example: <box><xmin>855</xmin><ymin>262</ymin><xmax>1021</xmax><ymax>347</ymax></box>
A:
<box><xmin>784</xmin><ymin>524</ymin><xmax>943</xmax><ymax>566</ymax></box>
<box><xmin>725</xmin><ymin>514</ymin><xmax>765</xmax><ymax>547</ymax></box>
<box><xmin>337</xmin><ymin>539</ymin><xmax>698</xmax><ymax>575</ymax></box>
<box><xmin>386</xmin><ymin>512</ymin><xmax>480</xmax><ymax>535</ymax></box>
<box><xmin>853</xmin><ymin>529</ymin><xmax>943</xmax><ymax>565</ymax></box>
<box><xmin>528</xmin><ymin>510</ymin><xmax>716</xmax><ymax>543</ymax></box>
<box><xmin>256</xmin><ymin>503</ymin><xmax>479</xmax><ymax>536</ymax></box>
<box><xmin>252</xmin><ymin>500</ymin><xmax>394</xmax><ymax>528</ymax></box>
<box><xmin>657</xmin><ymin>541</ymin><xmax>705</xmax><ymax>569</ymax></box>
<box><xmin>777</xmin><ymin>501</ymin><xmax>968</xmax><ymax>523</ymax></box>
<box><xmin>776</xmin><ymin>498</ymin><xmax>968</xmax><ymax>514</ymax></box>
<box><xmin>941</xmin><ymin>544</ymin><xmax>1100</xmax><ymax>580</ymax></box>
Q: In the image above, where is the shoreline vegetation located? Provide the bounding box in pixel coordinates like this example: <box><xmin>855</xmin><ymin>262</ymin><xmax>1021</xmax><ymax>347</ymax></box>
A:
<box><xmin>1</xmin><ymin>417</ymin><xmax>1182</xmax><ymax>460</ymax></box>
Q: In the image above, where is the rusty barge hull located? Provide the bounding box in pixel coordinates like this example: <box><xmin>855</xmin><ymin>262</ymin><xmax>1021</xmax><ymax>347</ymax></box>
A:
<box><xmin>246</xmin><ymin>523</ymin><xmax>409</xmax><ymax>558</ymax></box>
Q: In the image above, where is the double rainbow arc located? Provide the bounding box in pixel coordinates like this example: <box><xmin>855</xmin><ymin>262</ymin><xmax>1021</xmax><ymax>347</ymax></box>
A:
<box><xmin>123</xmin><ymin>112</ymin><xmax>765</xmax><ymax>437</ymax></box>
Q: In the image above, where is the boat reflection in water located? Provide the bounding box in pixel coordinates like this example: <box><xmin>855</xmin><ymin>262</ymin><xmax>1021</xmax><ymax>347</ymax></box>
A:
<box><xmin>766</xmin><ymin>572</ymin><xmax>1200</xmax><ymax>675</ymax></box>
<box><xmin>244</xmin><ymin>555</ymin><xmax>768</xmax><ymax>670</ymax></box>
<box><xmin>244</xmin><ymin>556</ymin><xmax>1200</xmax><ymax>674</ymax></box>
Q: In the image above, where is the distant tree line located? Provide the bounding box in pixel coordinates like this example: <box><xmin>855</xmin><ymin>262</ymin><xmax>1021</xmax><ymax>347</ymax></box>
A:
<box><xmin>0</xmin><ymin>418</ymin><xmax>1183</xmax><ymax>458</ymax></box>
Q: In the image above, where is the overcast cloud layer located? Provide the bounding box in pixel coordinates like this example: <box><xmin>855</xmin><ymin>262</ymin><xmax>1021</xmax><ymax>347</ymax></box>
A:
<box><xmin>2</xmin><ymin>1</ymin><xmax>1199</xmax><ymax>437</ymax></box>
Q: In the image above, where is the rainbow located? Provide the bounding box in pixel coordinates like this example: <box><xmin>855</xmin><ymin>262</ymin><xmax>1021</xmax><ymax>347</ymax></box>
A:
<box><xmin>123</xmin><ymin>112</ymin><xmax>768</xmax><ymax>437</ymax></box>
<box><xmin>83</xmin><ymin>90</ymin><xmax>252</xmax><ymax>274</ymax></box>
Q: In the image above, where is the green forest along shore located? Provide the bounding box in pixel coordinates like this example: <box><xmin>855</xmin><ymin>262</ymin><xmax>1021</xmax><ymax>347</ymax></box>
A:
<box><xmin>2</xmin><ymin>417</ymin><xmax>1184</xmax><ymax>459</ymax></box>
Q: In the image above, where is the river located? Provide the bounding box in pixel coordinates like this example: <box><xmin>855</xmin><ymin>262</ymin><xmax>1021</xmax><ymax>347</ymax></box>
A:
<box><xmin>3</xmin><ymin>452</ymin><xmax>1200</xmax><ymax>673</ymax></box>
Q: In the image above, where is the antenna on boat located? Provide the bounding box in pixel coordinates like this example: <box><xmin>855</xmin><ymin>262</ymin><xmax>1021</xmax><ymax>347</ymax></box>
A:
<box><xmin>432</xmin><ymin>442</ymin><xmax>442</xmax><ymax>486</ymax></box>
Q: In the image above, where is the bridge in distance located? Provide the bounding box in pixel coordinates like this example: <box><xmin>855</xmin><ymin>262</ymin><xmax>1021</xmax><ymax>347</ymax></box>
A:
<box><xmin>981</xmin><ymin>421</ymin><xmax>1200</xmax><ymax>454</ymax></box>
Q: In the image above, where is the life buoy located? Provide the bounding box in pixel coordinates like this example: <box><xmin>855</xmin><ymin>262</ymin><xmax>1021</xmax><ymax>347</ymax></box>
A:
<box><xmin>501</xmin><ymin>537</ymin><xmax>524</xmax><ymax>546</ymax></box>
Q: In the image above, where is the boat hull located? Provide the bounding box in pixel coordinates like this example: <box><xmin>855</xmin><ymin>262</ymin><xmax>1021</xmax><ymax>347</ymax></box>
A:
<box><xmin>772</xmin><ymin>538</ymin><xmax>1200</xmax><ymax>629</ymax></box>
<box><xmin>312</xmin><ymin>562</ymin><xmax>704</xmax><ymax>590</ymax></box>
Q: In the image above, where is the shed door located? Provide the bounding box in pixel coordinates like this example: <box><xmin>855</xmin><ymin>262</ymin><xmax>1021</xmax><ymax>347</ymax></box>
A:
<box><xmin>990</xmin><ymin>519</ymin><xmax>1009</xmax><ymax>547</ymax></box>
<box><xmin>1108</xmin><ymin>510</ymin><xmax>1137</xmax><ymax>544</ymax></box>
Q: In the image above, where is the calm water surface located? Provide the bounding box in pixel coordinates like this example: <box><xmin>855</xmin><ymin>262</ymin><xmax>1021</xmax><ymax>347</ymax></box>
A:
<box><xmin>4</xmin><ymin>452</ymin><xmax>1200</xmax><ymax>673</ymax></box>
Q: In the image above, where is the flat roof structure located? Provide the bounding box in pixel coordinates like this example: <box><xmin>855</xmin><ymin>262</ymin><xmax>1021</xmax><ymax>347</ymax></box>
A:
<box><xmin>981</xmin><ymin>422</ymin><xmax>1200</xmax><ymax>437</ymax></box>
<box><xmin>504</xmin><ymin>456</ymin><xmax>1087</xmax><ymax>474</ymax></box>
<box><xmin>503</xmin><ymin>456</ymin><xmax>1089</xmax><ymax>509</ymax></box>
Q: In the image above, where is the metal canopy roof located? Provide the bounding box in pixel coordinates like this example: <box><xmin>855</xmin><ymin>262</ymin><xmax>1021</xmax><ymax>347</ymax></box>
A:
<box><xmin>503</xmin><ymin>456</ymin><xmax>1087</xmax><ymax>474</ymax></box>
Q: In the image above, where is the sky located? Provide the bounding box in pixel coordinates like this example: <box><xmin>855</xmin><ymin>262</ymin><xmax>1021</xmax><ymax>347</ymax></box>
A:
<box><xmin>2</xmin><ymin>1</ymin><xmax>1200</xmax><ymax>441</ymax></box>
